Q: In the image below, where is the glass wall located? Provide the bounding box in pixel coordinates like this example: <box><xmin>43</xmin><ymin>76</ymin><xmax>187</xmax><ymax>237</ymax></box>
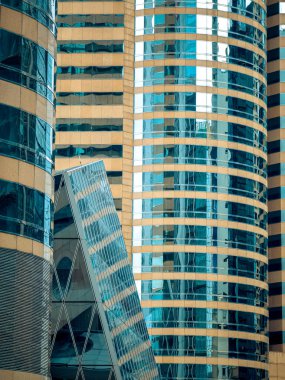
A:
<box><xmin>132</xmin><ymin>0</ymin><xmax>268</xmax><ymax>378</ymax></box>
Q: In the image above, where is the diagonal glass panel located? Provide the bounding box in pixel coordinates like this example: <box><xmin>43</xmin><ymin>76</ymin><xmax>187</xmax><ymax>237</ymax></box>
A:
<box><xmin>51</xmin><ymin>305</ymin><xmax>79</xmax><ymax>368</ymax></box>
<box><xmin>76</xmin><ymin>368</ymin><xmax>85</xmax><ymax>380</ymax></box>
<box><xmin>54</xmin><ymin>174</ymin><xmax>64</xmax><ymax>212</ymax></box>
<box><xmin>54</xmin><ymin>178</ymin><xmax>78</xmax><ymax>239</ymax></box>
<box><xmin>50</xmin><ymin>302</ymin><xmax>64</xmax><ymax>348</ymax></box>
<box><xmin>81</xmin><ymin>303</ymin><xmax>113</xmax><ymax>377</ymax></box>
<box><xmin>53</xmin><ymin>239</ymin><xmax>80</xmax><ymax>302</ymax></box>
<box><xmin>64</xmin><ymin>242</ymin><xmax>94</xmax><ymax>303</ymax></box>
<box><xmin>67</xmin><ymin>303</ymin><xmax>94</xmax><ymax>356</ymax></box>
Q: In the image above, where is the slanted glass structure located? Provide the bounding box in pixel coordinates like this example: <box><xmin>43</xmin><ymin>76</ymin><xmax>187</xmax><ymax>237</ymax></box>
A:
<box><xmin>51</xmin><ymin>161</ymin><xmax>159</xmax><ymax>380</ymax></box>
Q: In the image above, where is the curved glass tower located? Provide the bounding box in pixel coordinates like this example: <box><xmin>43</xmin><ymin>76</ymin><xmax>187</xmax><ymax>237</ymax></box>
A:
<box><xmin>0</xmin><ymin>1</ymin><xmax>56</xmax><ymax>378</ymax></box>
<box><xmin>132</xmin><ymin>0</ymin><xmax>268</xmax><ymax>378</ymax></box>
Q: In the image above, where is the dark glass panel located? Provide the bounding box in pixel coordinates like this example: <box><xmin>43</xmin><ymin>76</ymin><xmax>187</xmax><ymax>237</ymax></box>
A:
<box><xmin>0</xmin><ymin>179</ymin><xmax>53</xmax><ymax>246</ymax></box>
<box><xmin>0</xmin><ymin>104</ymin><xmax>53</xmax><ymax>173</ymax></box>
<box><xmin>57</xmin><ymin>14</ymin><xmax>124</xmax><ymax>27</ymax></box>
<box><xmin>56</xmin><ymin>118</ymin><xmax>123</xmax><ymax>132</ymax></box>
<box><xmin>139</xmin><ymin>279</ymin><xmax>267</xmax><ymax>307</ymax></box>
<box><xmin>55</xmin><ymin>145</ymin><xmax>122</xmax><ymax>158</ymax></box>
<box><xmin>0</xmin><ymin>29</ymin><xmax>55</xmax><ymax>101</ymax></box>
<box><xmin>58</xmin><ymin>41</ymin><xmax>124</xmax><ymax>53</ymax></box>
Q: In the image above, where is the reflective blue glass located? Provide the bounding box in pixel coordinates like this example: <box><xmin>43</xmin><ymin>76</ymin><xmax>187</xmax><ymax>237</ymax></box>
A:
<box><xmin>138</xmin><ymin>279</ymin><xmax>267</xmax><ymax>307</ymax></box>
<box><xmin>143</xmin><ymin>307</ymin><xmax>267</xmax><ymax>334</ymax></box>
<box><xmin>0</xmin><ymin>29</ymin><xmax>55</xmax><ymax>102</ymax></box>
<box><xmin>136</xmin><ymin>0</ymin><xmax>266</xmax><ymax>27</ymax></box>
<box><xmin>0</xmin><ymin>104</ymin><xmax>53</xmax><ymax>173</ymax></box>
<box><xmin>133</xmin><ymin>252</ymin><xmax>267</xmax><ymax>281</ymax></box>
<box><xmin>57</xmin><ymin>65</ymin><xmax>123</xmax><ymax>79</ymax></box>
<box><xmin>135</xmin><ymin>66</ymin><xmax>266</xmax><ymax>101</ymax></box>
<box><xmin>58</xmin><ymin>41</ymin><xmax>124</xmax><ymax>53</ymax></box>
<box><xmin>134</xmin><ymin>118</ymin><xmax>266</xmax><ymax>151</ymax></box>
<box><xmin>133</xmin><ymin>225</ymin><xmax>267</xmax><ymax>255</ymax></box>
<box><xmin>158</xmin><ymin>364</ymin><xmax>267</xmax><ymax>380</ymax></box>
<box><xmin>134</xmin><ymin>145</ymin><xmax>266</xmax><ymax>178</ymax></box>
<box><xmin>134</xmin><ymin>171</ymin><xmax>266</xmax><ymax>203</ymax></box>
<box><xmin>56</xmin><ymin>92</ymin><xmax>123</xmax><ymax>106</ymax></box>
<box><xmin>0</xmin><ymin>179</ymin><xmax>53</xmax><ymax>246</ymax></box>
<box><xmin>134</xmin><ymin>198</ymin><xmax>266</xmax><ymax>229</ymax></box>
<box><xmin>134</xmin><ymin>92</ymin><xmax>266</xmax><ymax>125</ymax></box>
<box><xmin>52</xmin><ymin>162</ymin><xmax>159</xmax><ymax>379</ymax></box>
<box><xmin>150</xmin><ymin>335</ymin><xmax>267</xmax><ymax>361</ymax></box>
<box><xmin>56</xmin><ymin>118</ymin><xmax>123</xmax><ymax>132</ymax></box>
<box><xmin>135</xmin><ymin>40</ymin><xmax>266</xmax><ymax>76</ymax></box>
<box><xmin>136</xmin><ymin>15</ymin><xmax>265</xmax><ymax>49</ymax></box>
<box><xmin>55</xmin><ymin>145</ymin><xmax>122</xmax><ymax>158</ymax></box>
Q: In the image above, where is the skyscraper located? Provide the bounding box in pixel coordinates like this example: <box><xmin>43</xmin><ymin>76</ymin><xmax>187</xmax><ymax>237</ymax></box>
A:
<box><xmin>132</xmin><ymin>1</ymin><xmax>268</xmax><ymax>378</ymax></box>
<box><xmin>267</xmin><ymin>0</ymin><xmax>285</xmax><ymax>369</ymax></box>
<box><xmin>0</xmin><ymin>0</ymin><xmax>56</xmax><ymax>378</ymax></box>
<box><xmin>55</xmin><ymin>0</ymin><xmax>134</xmax><ymax>254</ymax></box>
<box><xmin>55</xmin><ymin>0</ymin><xmax>269</xmax><ymax>379</ymax></box>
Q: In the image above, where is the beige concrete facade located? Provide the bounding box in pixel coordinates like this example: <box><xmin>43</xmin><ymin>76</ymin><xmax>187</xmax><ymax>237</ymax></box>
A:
<box><xmin>56</xmin><ymin>0</ymin><xmax>134</xmax><ymax>255</ymax></box>
<box><xmin>268</xmin><ymin>0</ymin><xmax>285</xmax><ymax>360</ymax></box>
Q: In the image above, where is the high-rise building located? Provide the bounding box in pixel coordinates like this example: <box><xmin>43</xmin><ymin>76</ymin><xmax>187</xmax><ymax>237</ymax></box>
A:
<box><xmin>133</xmin><ymin>1</ymin><xmax>268</xmax><ymax>379</ymax></box>
<box><xmin>0</xmin><ymin>1</ymin><xmax>56</xmax><ymax>379</ymax></box>
<box><xmin>55</xmin><ymin>0</ymin><xmax>269</xmax><ymax>379</ymax></box>
<box><xmin>267</xmin><ymin>0</ymin><xmax>285</xmax><ymax>373</ymax></box>
<box><xmin>51</xmin><ymin>160</ymin><xmax>159</xmax><ymax>380</ymax></box>
<box><xmin>55</xmin><ymin>0</ymin><xmax>134</xmax><ymax>254</ymax></box>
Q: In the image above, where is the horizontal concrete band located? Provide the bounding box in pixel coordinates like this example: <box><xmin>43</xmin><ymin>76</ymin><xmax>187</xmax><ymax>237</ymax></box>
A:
<box><xmin>135</xmin><ymin>272</ymin><xmax>268</xmax><ymax>290</ymax></box>
<box><xmin>0</xmin><ymin>80</ymin><xmax>54</xmax><ymax>125</ymax></box>
<box><xmin>133</xmin><ymin>191</ymin><xmax>267</xmax><ymax>212</ymax></box>
<box><xmin>154</xmin><ymin>356</ymin><xmax>268</xmax><ymax>370</ymax></box>
<box><xmin>133</xmin><ymin>164</ymin><xmax>267</xmax><ymax>186</ymax></box>
<box><xmin>0</xmin><ymin>156</ymin><xmax>53</xmax><ymax>200</ymax></box>
<box><xmin>134</xmin><ymin>111</ymin><xmax>266</xmax><ymax>134</ymax></box>
<box><xmin>135</xmin><ymin>59</ymin><xmax>266</xmax><ymax>85</ymax></box>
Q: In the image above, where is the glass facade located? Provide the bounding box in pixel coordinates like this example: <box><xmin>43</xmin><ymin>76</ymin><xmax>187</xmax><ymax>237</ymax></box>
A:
<box><xmin>133</xmin><ymin>0</ymin><xmax>268</xmax><ymax>378</ymax></box>
<box><xmin>51</xmin><ymin>161</ymin><xmax>159</xmax><ymax>380</ymax></box>
<box><xmin>0</xmin><ymin>0</ymin><xmax>56</xmax><ymax>378</ymax></box>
